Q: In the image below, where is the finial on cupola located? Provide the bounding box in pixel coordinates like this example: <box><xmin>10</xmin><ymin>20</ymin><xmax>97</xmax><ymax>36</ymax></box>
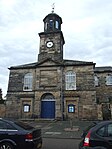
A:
<box><xmin>51</xmin><ymin>3</ymin><xmax>55</xmax><ymax>13</ymax></box>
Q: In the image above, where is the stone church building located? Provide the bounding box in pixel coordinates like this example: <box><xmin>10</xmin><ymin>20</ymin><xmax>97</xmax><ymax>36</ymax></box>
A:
<box><xmin>6</xmin><ymin>12</ymin><xmax>112</xmax><ymax>120</ymax></box>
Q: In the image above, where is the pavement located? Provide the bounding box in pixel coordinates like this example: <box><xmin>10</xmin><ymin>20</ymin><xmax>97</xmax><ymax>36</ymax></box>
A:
<box><xmin>24</xmin><ymin>119</ymin><xmax>95</xmax><ymax>139</ymax></box>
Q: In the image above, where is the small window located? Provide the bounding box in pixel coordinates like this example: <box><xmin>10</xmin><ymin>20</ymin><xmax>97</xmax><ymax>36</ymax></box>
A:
<box><xmin>94</xmin><ymin>76</ymin><xmax>99</xmax><ymax>86</ymax></box>
<box><xmin>56</xmin><ymin>21</ymin><xmax>59</xmax><ymax>29</ymax></box>
<box><xmin>23</xmin><ymin>104</ymin><xmax>30</xmax><ymax>113</ymax></box>
<box><xmin>45</xmin><ymin>22</ymin><xmax>48</xmax><ymax>30</ymax></box>
<box><xmin>106</xmin><ymin>75</ymin><xmax>112</xmax><ymax>85</ymax></box>
<box><xmin>49</xmin><ymin>20</ymin><xmax>53</xmax><ymax>28</ymax></box>
<box><xmin>68</xmin><ymin>104</ymin><xmax>75</xmax><ymax>113</ymax></box>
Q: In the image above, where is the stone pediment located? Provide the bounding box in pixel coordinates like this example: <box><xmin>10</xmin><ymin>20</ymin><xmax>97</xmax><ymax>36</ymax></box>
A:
<box><xmin>9</xmin><ymin>58</ymin><xmax>95</xmax><ymax>70</ymax></box>
<box><xmin>36</xmin><ymin>58</ymin><xmax>62</xmax><ymax>67</ymax></box>
<box><xmin>9</xmin><ymin>58</ymin><xmax>62</xmax><ymax>70</ymax></box>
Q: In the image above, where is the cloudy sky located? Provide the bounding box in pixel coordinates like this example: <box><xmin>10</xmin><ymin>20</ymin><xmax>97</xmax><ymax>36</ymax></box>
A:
<box><xmin>0</xmin><ymin>0</ymin><xmax>112</xmax><ymax>97</ymax></box>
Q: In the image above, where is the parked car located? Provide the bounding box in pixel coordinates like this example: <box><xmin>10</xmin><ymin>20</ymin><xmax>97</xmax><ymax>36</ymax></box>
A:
<box><xmin>0</xmin><ymin>118</ymin><xmax>42</xmax><ymax>149</ymax></box>
<box><xmin>79</xmin><ymin>120</ymin><xmax>112</xmax><ymax>149</ymax></box>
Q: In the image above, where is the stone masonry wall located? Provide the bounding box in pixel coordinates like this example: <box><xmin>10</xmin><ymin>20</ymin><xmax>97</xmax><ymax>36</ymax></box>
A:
<box><xmin>95</xmin><ymin>72</ymin><xmax>112</xmax><ymax>104</ymax></box>
<box><xmin>0</xmin><ymin>104</ymin><xmax>6</xmax><ymax>117</ymax></box>
<box><xmin>6</xmin><ymin>63</ymin><xmax>101</xmax><ymax>120</ymax></box>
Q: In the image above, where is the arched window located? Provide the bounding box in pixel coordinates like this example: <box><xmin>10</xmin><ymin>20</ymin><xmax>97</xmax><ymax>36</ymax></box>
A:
<box><xmin>49</xmin><ymin>19</ymin><xmax>53</xmax><ymax>29</ymax></box>
<box><xmin>94</xmin><ymin>76</ymin><xmax>99</xmax><ymax>86</ymax></box>
<box><xmin>41</xmin><ymin>93</ymin><xmax>55</xmax><ymax>101</ymax></box>
<box><xmin>65</xmin><ymin>71</ymin><xmax>76</xmax><ymax>90</ymax></box>
<box><xmin>55</xmin><ymin>21</ymin><xmax>59</xmax><ymax>29</ymax></box>
<box><xmin>106</xmin><ymin>75</ymin><xmax>112</xmax><ymax>85</ymax></box>
<box><xmin>45</xmin><ymin>22</ymin><xmax>48</xmax><ymax>31</ymax></box>
<box><xmin>23</xmin><ymin>73</ymin><xmax>33</xmax><ymax>91</ymax></box>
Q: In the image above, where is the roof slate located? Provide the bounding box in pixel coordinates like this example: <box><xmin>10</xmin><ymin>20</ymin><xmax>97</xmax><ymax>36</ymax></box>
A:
<box><xmin>94</xmin><ymin>66</ymin><xmax>112</xmax><ymax>72</ymax></box>
<box><xmin>9</xmin><ymin>59</ymin><xmax>95</xmax><ymax>70</ymax></box>
<box><xmin>9</xmin><ymin>59</ymin><xmax>112</xmax><ymax>72</ymax></box>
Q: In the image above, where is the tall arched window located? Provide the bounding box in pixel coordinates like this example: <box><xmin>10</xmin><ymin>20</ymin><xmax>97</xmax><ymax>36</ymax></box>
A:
<box><xmin>49</xmin><ymin>19</ymin><xmax>53</xmax><ymax>30</ymax></box>
<box><xmin>65</xmin><ymin>71</ymin><xmax>76</xmax><ymax>90</ymax></box>
<box><xmin>106</xmin><ymin>75</ymin><xmax>112</xmax><ymax>85</ymax></box>
<box><xmin>23</xmin><ymin>73</ymin><xmax>33</xmax><ymax>91</ymax></box>
<box><xmin>56</xmin><ymin>21</ymin><xmax>59</xmax><ymax>29</ymax></box>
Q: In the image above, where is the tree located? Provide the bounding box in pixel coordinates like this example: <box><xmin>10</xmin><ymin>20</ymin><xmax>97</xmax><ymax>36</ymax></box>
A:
<box><xmin>0</xmin><ymin>88</ymin><xmax>3</xmax><ymax>100</ymax></box>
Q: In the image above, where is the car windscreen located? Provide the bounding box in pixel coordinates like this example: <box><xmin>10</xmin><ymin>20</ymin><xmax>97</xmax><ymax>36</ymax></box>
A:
<box><xmin>14</xmin><ymin>121</ymin><xmax>34</xmax><ymax>130</ymax></box>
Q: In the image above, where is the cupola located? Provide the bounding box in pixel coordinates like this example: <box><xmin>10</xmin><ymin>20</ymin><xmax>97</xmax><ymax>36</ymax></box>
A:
<box><xmin>43</xmin><ymin>12</ymin><xmax>62</xmax><ymax>32</ymax></box>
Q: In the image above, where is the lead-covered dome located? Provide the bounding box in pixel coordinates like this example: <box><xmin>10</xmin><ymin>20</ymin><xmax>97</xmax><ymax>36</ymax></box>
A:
<box><xmin>43</xmin><ymin>13</ymin><xmax>63</xmax><ymax>32</ymax></box>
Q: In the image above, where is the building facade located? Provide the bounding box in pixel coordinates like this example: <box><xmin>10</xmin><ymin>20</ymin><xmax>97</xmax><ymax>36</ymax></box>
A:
<box><xmin>6</xmin><ymin>12</ymin><xmax>112</xmax><ymax>120</ymax></box>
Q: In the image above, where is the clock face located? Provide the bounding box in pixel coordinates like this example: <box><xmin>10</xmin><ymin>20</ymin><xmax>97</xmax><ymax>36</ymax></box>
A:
<box><xmin>46</xmin><ymin>41</ymin><xmax>54</xmax><ymax>48</ymax></box>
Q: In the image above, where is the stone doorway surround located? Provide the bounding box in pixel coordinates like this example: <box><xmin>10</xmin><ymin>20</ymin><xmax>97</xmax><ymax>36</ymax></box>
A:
<box><xmin>65</xmin><ymin>97</ymin><xmax>79</xmax><ymax>119</ymax></box>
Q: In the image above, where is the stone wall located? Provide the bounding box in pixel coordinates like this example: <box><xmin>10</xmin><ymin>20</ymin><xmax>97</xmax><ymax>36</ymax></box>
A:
<box><xmin>95</xmin><ymin>72</ymin><xmax>112</xmax><ymax>103</ymax></box>
<box><xmin>0</xmin><ymin>104</ymin><xmax>6</xmax><ymax>117</ymax></box>
<box><xmin>6</xmin><ymin>63</ymin><xmax>98</xmax><ymax>120</ymax></box>
<box><xmin>82</xmin><ymin>104</ymin><xmax>98</xmax><ymax>120</ymax></box>
<box><xmin>8</xmin><ymin>69</ymin><xmax>36</xmax><ymax>92</ymax></box>
<box><xmin>97</xmin><ymin>104</ymin><xmax>103</xmax><ymax>120</ymax></box>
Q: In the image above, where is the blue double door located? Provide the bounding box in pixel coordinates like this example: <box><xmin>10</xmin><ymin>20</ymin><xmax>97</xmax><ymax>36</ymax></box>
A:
<box><xmin>41</xmin><ymin>100</ymin><xmax>55</xmax><ymax>119</ymax></box>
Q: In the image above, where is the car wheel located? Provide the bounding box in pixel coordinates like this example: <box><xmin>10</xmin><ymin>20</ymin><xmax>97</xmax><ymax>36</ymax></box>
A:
<box><xmin>37</xmin><ymin>142</ymin><xmax>42</xmax><ymax>149</ymax></box>
<box><xmin>0</xmin><ymin>142</ymin><xmax>14</xmax><ymax>149</ymax></box>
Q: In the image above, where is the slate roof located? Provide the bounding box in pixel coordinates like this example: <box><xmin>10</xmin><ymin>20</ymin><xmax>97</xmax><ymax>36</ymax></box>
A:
<box><xmin>9</xmin><ymin>58</ymin><xmax>112</xmax><ymax>72</ymax></box>
<box><xmin>9</xmin><ymin>62</ymin><xmax>37</xmax><ymax>69</ymax></box>
<box><xmin>9</xmin><ymin>58</ymin><xmax>95</xmax><ymax>70</ymax></box>
<box><xmin>43</xmin><ymin>13</ymin><xmax>62</xmax><ymax>23</ymax></box>
<box><xmin>63</xmin><ymin>59</ymin><xmax>95</xmax><ymax>66</ymax></box>
<box><xmin>94</xmin><ymin>66</ymin><xmax>112</xmax><ymax>72</ymax></box>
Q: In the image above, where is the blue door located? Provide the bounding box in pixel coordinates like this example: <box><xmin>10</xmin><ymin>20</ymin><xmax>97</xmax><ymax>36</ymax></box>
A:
<box><xmin>41</xmin><ymin>101</ymin><xmax>55</xmax><ymax>118</ymax></box>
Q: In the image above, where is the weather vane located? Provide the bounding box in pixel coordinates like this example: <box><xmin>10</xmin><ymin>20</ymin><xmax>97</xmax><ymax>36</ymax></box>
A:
<box><xmin>51</xmin><ymin>3</ymin><xmax>55</xmax><ymax>13</ymax></box>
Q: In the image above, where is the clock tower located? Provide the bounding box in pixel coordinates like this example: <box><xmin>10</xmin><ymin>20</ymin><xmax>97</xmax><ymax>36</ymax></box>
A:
<box><xmin>38</xmin><ymin>12</ymin><xmax>65</xmax><ymax>62</ymax></box>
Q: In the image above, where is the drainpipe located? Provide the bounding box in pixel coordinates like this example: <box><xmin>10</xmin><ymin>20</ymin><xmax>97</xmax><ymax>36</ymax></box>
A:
<box><xmin>61</xmin><ymin>66</ymin><xmax>64</xmax><ymax>120</ymax></box>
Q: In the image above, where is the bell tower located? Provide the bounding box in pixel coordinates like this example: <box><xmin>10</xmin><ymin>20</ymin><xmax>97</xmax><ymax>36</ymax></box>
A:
<box><xmin>38</xmin><ymin>10</ymin><xmax>65</xmax><ymax>62</ymax></box>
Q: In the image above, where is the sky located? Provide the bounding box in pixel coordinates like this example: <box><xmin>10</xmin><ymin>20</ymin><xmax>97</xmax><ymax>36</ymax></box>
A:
<box><xmin>0</xmin><ymin>0</ymin><xmax>112</xmax><ymax>97</ymax></box>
